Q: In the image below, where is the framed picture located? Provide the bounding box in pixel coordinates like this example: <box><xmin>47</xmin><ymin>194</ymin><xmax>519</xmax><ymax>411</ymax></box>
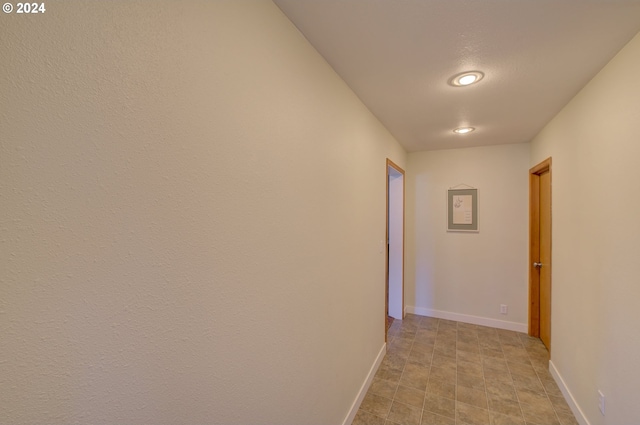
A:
<box><xmin>447</xmin><ymin>188</ymin><xmax>478</xmax><ymax>232</ymax></box>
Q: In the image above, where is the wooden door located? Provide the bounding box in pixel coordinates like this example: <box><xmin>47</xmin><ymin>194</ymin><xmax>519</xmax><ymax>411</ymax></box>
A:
<box><xmin>529</xmin><ymin>158</ymin><xmax>552</xmax><ymax>351</ymax></box>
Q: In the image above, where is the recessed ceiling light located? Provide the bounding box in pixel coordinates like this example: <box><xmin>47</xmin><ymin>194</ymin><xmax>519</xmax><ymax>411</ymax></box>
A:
<box><xmin>453</xmin><ymin>127</ymin><xmax>475</xmax><ymax>134</ymax></box>
<box><xmin>449</xmin><ymin>71</ymin><xmax>484</xmax><ymax>87</ymax></box>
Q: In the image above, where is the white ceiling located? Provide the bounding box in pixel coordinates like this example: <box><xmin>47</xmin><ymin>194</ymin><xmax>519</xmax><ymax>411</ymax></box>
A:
<box><xmin>274</xmin><ymin>0</ymin><xmax>640</xmax><ymax>152</ymax></box>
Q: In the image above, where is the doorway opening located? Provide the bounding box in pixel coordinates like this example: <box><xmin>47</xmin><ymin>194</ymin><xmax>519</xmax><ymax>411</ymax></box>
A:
<box><xmin>386</xmin><ymin>159</ymin><xmax>405</xmax><ymax>342</ymax></box>
<box><xmin>529</xmin><ymin>158</ymin><xmax>552</xmax><ymax>351</ymax></box>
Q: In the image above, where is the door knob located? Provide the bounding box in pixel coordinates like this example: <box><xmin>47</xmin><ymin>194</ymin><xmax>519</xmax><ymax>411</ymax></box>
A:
<box><xmin>533</xmin><ymin>262</ymin><xmax>543</xmax><ymax>268</ymax></box>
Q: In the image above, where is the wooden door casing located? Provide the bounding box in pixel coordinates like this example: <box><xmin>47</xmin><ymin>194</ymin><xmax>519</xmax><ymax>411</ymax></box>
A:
<box><xmin>529</xmin><ymin>158</ymin><xmax>552</xmax><ymax>351</ymax></box>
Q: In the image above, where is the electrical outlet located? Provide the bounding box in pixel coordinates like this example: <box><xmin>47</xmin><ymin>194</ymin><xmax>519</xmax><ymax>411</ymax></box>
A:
<box><xmin>500</xmin><ymin>304</ymin><xmax>508</xmax><ymax>315</ymax></box>
<box><xmin>598</xmin><ymin>390</ymin><xmax>605</xmax><ymax>415</ymax></box>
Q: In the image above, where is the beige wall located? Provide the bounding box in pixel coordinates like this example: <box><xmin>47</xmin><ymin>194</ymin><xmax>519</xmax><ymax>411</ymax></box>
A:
<box><xmin>530</xmin><ymin>33</ymin><xmax>640</xmax><ymax>425</ymax></box>
<box><xmin>0</xmin><ymin>1</ymin><xmax>406</xmax><ymax>424</ymax></box>
<box><xmin>405</xmin><ymin>144</ymin><xmax>530</xmax><ymax>330</ymax></box>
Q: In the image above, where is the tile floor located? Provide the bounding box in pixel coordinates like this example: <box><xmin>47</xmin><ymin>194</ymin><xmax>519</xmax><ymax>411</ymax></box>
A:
<box><xmin>352</xmin><ymin>314</ymin><xmax>578</xmax><ymax>425</ymax></box>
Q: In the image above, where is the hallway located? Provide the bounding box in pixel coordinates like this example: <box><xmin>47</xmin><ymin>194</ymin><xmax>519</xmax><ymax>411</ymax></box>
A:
<box><xmin>353</xmin><ymin>315</ymin><xmax>578</xmax><ymax>425</ymax></box>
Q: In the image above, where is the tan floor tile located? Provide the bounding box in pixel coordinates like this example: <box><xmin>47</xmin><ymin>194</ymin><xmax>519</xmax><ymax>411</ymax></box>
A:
<box><xmin>387</xmin><ymin>401</ymin><xmax>422</xmax><ymax>425</ymax></box>
<box><xmin>433</xmin><ymin>336</ymin><xmax>455</xmax><ymax>346</ymax></box>
<box><xmin>356</xmin><ymin>317</ymin><xmax>577</xmax><ymax>425</ymax></box>
<box><xmin>481</xmin><ymin>348</ymin><xmax>505</xmax><ymax>359</ymax></box>
<box><xmin>520</xmin><ymin>400</ymin><xmax>560</xmax><ymax>425</ymax></box>
<box><xmin>528</xmin><ymin>347</ymin><xmax>549</xmax><ymax>359</ymax></box>
<box><xmin>433</xmin><ymin>346</ymin><xmax>457</xmax><ymax>358</ymax></box>
<box><xmin>399</xmin><ymin>365</ymin><xmax>430</xmax><ymax>391</ymax></box>
<box><xmin>416</xmin><ymin>328</ymin><xmax>437</xmax><ymax>341</ymax></box>
<box><xmin>499</xmin><ymin>338</ymin><xmax>523</xmax><ymax>349</ymax></box>
<box><xmin>370</xmin><ymin>377</ymin><xmax>399</xmax><ymax>399</ymax></box>
<box><xmin>436</xmin><ymin>324</ymin><xmax>458</xmax><ymax>340</ymax></box>
<box><xmin>382</xmin><ymin>354</ymin><xmax>406</xmax><ymax>373</ymax></box>
<box><xmin>512</xmin><ymin>372</ymin><xmax>544</xmax><ymax>391</ymax></box>
<box><xmin>404</xmin><ymin>314</ymin><xmax>422</xmax><ymax>323</ymax></box>
<box><xmin>457</xmin><ymin>333</ymin><xmax>479</xmax><ymax>345</ymax></box>
<box><xmin>360</xmin><ymin>392</ymin><xmax>393</xmax><ymax>418</ymax></box>
<box><xmin>390</xmin><ymin>337</ymin><xmax>414</xmax><ymax>352</ymax></box>
<box><xmin>385</xmin><ymin>328</ymin><xmax>399</xmax><ymax>335</ymax></box>
<box><xmin>502</xmin><ymin>346</ymin><xmax>528</xmax><ymax>356</ymax></box>
<box><xmin>399</xmin><ymin>374</ymin><xmax>429</xmax><ymax>392</ymax></box>
<box><xmin>432</xmin><ymin>353</ymin><xmax>457</xmax><ymax>369</ymax></box>
<box><xmin>435</xmin><ymin>340</ymin><xmax>457</xmax><ymax>350</ymax></box>
<box><xmin>430</xmin><ymin>365</ymin><xmax>456</xmax><ymax>382</ymax></box>
<box><xmin>541</xmin><ymin>379</ymin><xmax>564</xmax><ymax>398</ymax></box>
<box><xmin>457</xmin><ymin>385</ymin><xmax>488</xmax><ymax>409</ymax></box>
<box><xmin>508</xmin><ymin>361</ymin><xmax>537</xmax><ymax>378</ymax></box>
<box><xmin>530</xmin><ymin>353</ymin><xmax>549</xmax><ymax>365</ymax></box>
<box><xmin>385</xmin><ymin>351</ymin><xmax>408</xmax><ymax>363</ymax></box>
<box><xmin>352</xmin><ymin>409</ymin><xmax>386</xmax><ymax>425</ymax></box>
<box><xmin>548</xmin><ymin>395</ymin><xmax>573</xmax><ymax>416</ymax></box>
<box><xmin>458</xmin><ymin>327</ymin><xmax>479</xmax><ymax>335</ymax></box>
<box><xmin>419</xmin><ymin>317</ymin><xmax>439</xmax><ymax>329</ymax></box>
<box><xmin>376</xmin><ymin>366</ymin><xmax>403</xmax><ymax>383</ymax></box>
<box><xmin>490</xmin><ymin>411</ymin><xmax>525</xmax><ymax>425</ymax></box>
<box><xmin>405</xmin><ymin>363</ymin><xmax>429</xmax><ymax>376</ymax></box>
<box><xmin>504</xmin><ymin>352</ymin><xmax>532</xmax><ymax>365</ymax></box>
<box><xmin>497</xmin><ymin>329</ymin><xmax>521</xmax><ymax>338</ymax></box>
<box><xmin>437</xmin><ymin>330</ymin><xmax>457</xmax><ymax>340</ymax></box>
<box><xmin>534</xmin><ymin>367</ymin><xmax>553</xmax><ymax>382</ymax></box>
<box><xmin>485</xmin><ymin>380</ymin><xmax>518</xmax><ymax>402</ymax></box>
<box><xmin>403</xmin><ymin>364</ymin><xmax>429</xmax><ymax>375</ymax></box>
<box><xmin>488</xmin><ymin>397</ymin><xmax>522</xmax><ymax>418</ymax></box>
<box><xmin>420</xmin><ymin>410</ymin><xmax>455</xmax><ymax>425</ymax></box>
<box><xmin>557</xmin><ymin>411</ymin><xmax>579</xmax><ymax>425</ymax></box>
<box><xmin>387</xmin><ymin>348</ymin><xmax>411</xmax><ymax>360</ymax></box>
<box><xmin>457</xmin><ymin>402</ymin><xmax>490</xmax><ymax>425</ymax></box>
<box><xmin>479</xmin><ymin>337</ymin><xmax>501</xmax><ymax>349</ymax></box>
<box><xmin>434</xmin><ymin>338</ymin><xmax>456</xmax><ymax>350</ymax></box>
<box><xmin>394</xmin><ymin>385</ymin><xmax>425</xmax><ymax>409</ymax></box>
<box><xmin>412</xmin><ymin>341</ymin><xmax>434</xmax><ymax>355</ymax></box>
<box><xmin>424</xmin><ymin>393</ymin><xmax>456</xmax><ymax>419</ymax></box>
<box><xmin>407</xmin><ymin>349</ymin><xmax>432</xmax><ymax>366</ymax></box>
<box><xmin>458</xmin><ymin>372</ymin><xmax>486</xmax><ymax>391</ymax></box>
<box><xmin>457</xmin><ymin>341</ymin><xmax>481</xmax><ymax>354</ymax></box>
<box><xmin>426</xmin><ymin>377</ymin><xmax>456</xmax><ymax>400</ymax></box>
<box><xmin>484</xmin><ymin>367</ymin><xmax>513</xmax><ymax>385</ymax></box>
<box><xmin>457</xmin><ymin>350</ymin><xmax>482</xmax><ymax>364</ymax></box>
<box><xmin>438</xmin><ymin>320</ymin><xmax>457</xmax><ymax>329</ymax></box>
<box><xmin>516</xmin><ymin>386</ymin><xmax>549</xmax><ymax>406</ymax></box>
<box><xmin>398</xmin><ymin>329</ymin><xmax>417</xmax><ymax>340</ymax></box>
<box><xmin>483</xmin><ymin>356</ymin><xmax>508</xmax><ymax>370</ymax></box>
<box><xmin>434</xmin><ymin>342</ymin><xmax>457</xmax><ymax>356</ymax></box>
<box><xmin>477</xmin><ymin>324</ymin><xmax>499</xmax><ymax>332</ymax></box>
<box><xmin>458</xmin><ymin>359</ymin><xmax>483</xmax><ymax>376</ymax></box>
<box><xmin>458</xmin><ymin>322</ymin><xmax>479</xmax><ymax>330</ymax></box>
<box><xmin>526</xmin><ymin>344</ymin><xmax>550</xmax><ymax>355</ymax></box>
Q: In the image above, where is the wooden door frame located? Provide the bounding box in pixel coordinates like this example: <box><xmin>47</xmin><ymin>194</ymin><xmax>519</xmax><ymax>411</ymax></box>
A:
<box><xmin>528</xmin><ymin>157</ymin><xmax>552</xmax><ymax>337</ymax></box>
<box><xmin>386</xmin><ymin>159</ymin><xmax>405</xmax><ymax>342</ymax></box>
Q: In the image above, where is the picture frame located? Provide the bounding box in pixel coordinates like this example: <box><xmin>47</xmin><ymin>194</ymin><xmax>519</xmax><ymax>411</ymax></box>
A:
<box><xmin>447</xmin><ymin>188</ymin><xmax>479</xmax><ymax>232</ymax></box>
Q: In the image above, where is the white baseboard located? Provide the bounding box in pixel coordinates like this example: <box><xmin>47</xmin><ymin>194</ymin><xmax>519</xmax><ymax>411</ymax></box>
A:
<box><xmin>406</xmin><ymin>306</ymin><xmax>527</xmax><ymax>333</ymax></box>
<box><xmin>549</xmin><ymin>360</ymin><xmax>590</xmax><ymax>425</ymax></box>
<box><xmin>342</xmin><ymin>343</ymin><xmax>386</xmax><ymax>425</ymax></box>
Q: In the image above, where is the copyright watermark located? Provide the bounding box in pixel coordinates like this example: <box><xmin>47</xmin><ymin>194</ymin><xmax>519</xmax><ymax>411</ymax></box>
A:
<box><xmin>3</xmin><ymin>2</ymin><xmax>46</xmax><ymax>13</ymax></box>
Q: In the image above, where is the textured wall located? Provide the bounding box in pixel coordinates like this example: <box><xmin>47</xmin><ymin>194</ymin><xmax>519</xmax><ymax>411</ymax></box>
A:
<box><xmin>405</xmin><ymin>144</ymin><xmax>530</xmax><ymax>328</ymax></box>
<box><xmin>0</xmin><ymin>1</ymin><xmax>406</xmax><ymax>424</ymax></box>
<box><xmin>530</xmin><ymin>33</ymin><xmax>640</xmax><ymax>425</ymax></box>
